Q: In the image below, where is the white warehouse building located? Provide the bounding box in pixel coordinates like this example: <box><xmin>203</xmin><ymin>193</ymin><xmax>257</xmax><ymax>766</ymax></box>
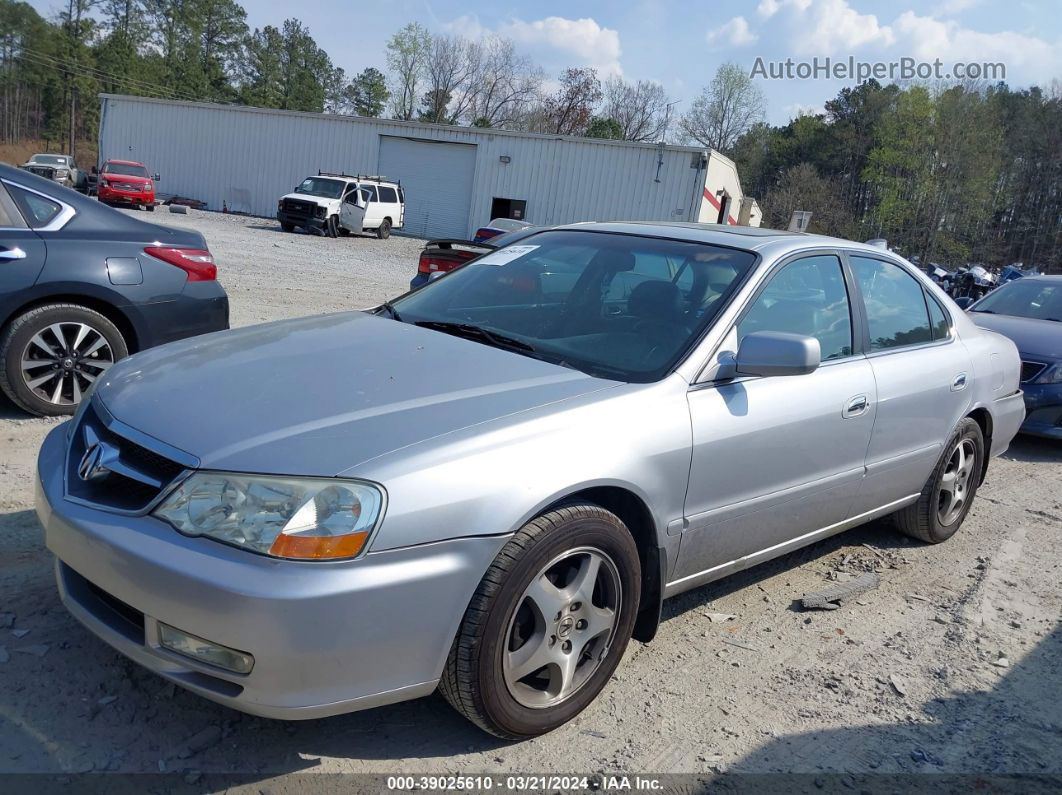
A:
<box><xmin>97</xmin><ymin>94</ymin><xmax>760</xmax><ymax>239</ymax></box>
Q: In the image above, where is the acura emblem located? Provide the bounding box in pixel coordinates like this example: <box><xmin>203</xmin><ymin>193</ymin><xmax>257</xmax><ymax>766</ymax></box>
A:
<box><xmin>77</xmin><ymin>425</ymin><xmax>119</xmax><ymax>483</ymax></box>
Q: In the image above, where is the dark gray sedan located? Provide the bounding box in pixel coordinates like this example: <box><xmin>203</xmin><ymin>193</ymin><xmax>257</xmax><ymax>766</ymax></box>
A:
<box><xmin>0</xmin><ymin>163</ymin><xmax>229</xmax><ymax>415</ymax></box>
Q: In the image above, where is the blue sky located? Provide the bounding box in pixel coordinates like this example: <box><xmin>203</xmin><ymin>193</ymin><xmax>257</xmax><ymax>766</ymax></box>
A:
<box><xmin>30</xmin><ymin>0</ymin><xmax>1062</xmax><ymax>124</ymax></box>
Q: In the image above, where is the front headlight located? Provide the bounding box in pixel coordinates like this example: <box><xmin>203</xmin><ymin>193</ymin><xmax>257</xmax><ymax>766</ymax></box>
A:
<box><xmin>1035</xmin><ymin>363</ymin><xmax>1062</xmax><ymax>384</ymax></box>
<box><xmin>153</xmin><ymin>473</ymin><xmax>384</xmax><ymax>560</ymax></box>
<box><xmin>55</xmin><ymin>168</ymin><xmax>69</xmax><ymax>177</ymax></box>
<box><xmin>315</xmin><ymin>205</ymin><xmax>327</xmax><ymax>218</ymax></box>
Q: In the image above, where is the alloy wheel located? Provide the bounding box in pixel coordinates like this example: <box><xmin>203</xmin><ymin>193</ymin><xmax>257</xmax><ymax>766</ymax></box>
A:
<box><xmin>937</xmin><ymin>438</ymin><xmax>976</xmax><ymax>526</ymax></box>
<box><xmin>20</xmin><ymin>321</ymin><xmax>114</xmax><ymax>406</ymax></box>
<box><xmin>502</xmin><ymin>546</ymin><xmax>622</xmax><ymax>709</ymax></box>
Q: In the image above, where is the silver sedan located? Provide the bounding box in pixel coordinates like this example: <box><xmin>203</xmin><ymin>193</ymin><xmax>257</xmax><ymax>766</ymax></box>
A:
<box><xmin>36</xmin><ymin>223</ymin><xmax>1025</xmax><ymax>738</ymax></box>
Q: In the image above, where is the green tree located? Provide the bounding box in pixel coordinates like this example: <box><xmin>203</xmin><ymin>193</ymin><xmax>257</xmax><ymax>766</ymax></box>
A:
<box><xmin>585</xmin><ymin>116</ymin><xmax>623</xmax><ymax>139</ymax></box>
<box><xmin>385</xmin><ymin>21</ymin><xmax>429</xmax><ymax>120</ymax></box>
<box><xmin>347</xmin><ymin>66</ymin><xmax>388</xmax><ymax>117</ymax></box>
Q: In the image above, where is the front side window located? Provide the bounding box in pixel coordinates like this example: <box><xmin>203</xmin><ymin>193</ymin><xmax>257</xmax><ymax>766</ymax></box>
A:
<box><xmin>362</xmin><ymin>185</ymin><xmax>378</xmax><ymax>202</ymax></box>
<box><xmin>391</xmin><ymin>230</ymin><xmax>757</xmax><ymax>381</ymax></box>
<box><xmin>6</xmin><ymin>185</ymin><xmax>62</xmax><ymax>228</ymax></box>
<box><xmin>851</xmin><ymin>256</ymin><xmax>932</xmax><ymax>350</ymax></box>
<box><xmin>738</xmin><ymin>255</ymin><xmax>853</xmax><ymax>361</ymax></box>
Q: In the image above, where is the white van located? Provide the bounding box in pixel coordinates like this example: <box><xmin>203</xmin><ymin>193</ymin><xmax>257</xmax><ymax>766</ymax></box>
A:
<box><xmin>277</xmin><ymin>172</ymin><xmax>405</xmax><ymax>239</ymax></box>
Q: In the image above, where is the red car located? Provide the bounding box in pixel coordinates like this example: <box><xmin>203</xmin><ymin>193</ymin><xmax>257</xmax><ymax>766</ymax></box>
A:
<box><xmin>96</xmin><ymin>159</ymin><xmax>159</xmax><ymax>211</ymax></box>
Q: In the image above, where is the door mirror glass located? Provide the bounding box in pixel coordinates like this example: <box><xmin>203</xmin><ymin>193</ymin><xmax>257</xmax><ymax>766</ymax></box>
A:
<box><xmin>735</xmin><ymin>331</ymin><xmax>820</xmax><ymax>377</ymax></box>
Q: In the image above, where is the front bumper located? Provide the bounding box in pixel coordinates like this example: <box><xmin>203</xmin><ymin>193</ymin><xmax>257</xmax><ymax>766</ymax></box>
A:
<box><xmin>37</xmin><ymin>424</ymin><xmax>506</xmax><ymax>719</ymax></box>
<box><xmin>1019</xmin><ymin>382</ymin><xmax>1062</xmax><ymax>439</ymax></box>
<box><xmin>277</xmin><ymin>210</ymin><xmax>326</xmax><ymax>230</ymax></box>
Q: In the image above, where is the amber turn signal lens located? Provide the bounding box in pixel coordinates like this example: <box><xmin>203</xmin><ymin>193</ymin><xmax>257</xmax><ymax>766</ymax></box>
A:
<box><xmin>268</xmin><ymin>531</ymin><xmax>369</xmax><ymax>560</ymax></box>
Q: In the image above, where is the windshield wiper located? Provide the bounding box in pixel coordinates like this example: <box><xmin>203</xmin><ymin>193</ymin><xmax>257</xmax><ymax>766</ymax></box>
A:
<box><xmin>414</xmin><ymin>321</ymin><xmax>536</xmax><ymax>352</ymax></box>
<box><xmin>377</xmin><ymin>301</ymin><xmax>402</xmax><ymax>322</ymax></box>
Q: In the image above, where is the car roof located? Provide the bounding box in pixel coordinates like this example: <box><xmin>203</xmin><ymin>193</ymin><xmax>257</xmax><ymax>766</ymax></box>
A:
<box><xmin>548</xmin><ymin>221</ymin><xmax>904</xmax><ymax>259</ymax></box>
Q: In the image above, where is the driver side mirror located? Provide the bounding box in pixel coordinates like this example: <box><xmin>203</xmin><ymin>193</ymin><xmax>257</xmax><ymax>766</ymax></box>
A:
<box><xmin>153</xmin><ymin>174</ymin><xmax>161</xmax><ymax>182</ymax></box>
<box><xmin>953</xmin><ymin>296</ymin><xmax>974</xmax><ymax>310</ymax></box>
<box><xmin>735</xmin><ymin>331</ymin><xmax>820</xmax><ymax>377</ymax></box>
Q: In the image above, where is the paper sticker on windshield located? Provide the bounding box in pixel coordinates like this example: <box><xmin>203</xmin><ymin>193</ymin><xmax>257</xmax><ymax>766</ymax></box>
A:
<box><xmin>476</xmin><ymin>245</ymin><xmax>539</xmax><ymax>266</ymax></box>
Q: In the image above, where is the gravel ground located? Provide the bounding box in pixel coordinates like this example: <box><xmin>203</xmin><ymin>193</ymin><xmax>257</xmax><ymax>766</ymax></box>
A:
<box><xmin>0</xmin><ymin>210</ymin><xmax>1060</xmax><ymax>788</ymax></box>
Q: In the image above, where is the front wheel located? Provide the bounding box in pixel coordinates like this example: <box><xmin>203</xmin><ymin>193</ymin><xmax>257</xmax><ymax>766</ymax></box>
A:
<box><xmin>145</xmin><ymin>204</ymin><xmax>155</xmax><ymax>212</ymax></box>
<box><xmin>0</xmin><ymin>303</ymin><xmax>128</xmax><ymax>416</ymax></box>
<box><xmin>440</xmin><ymin>504</ymin><xmax>641</xmax><ymax>738</ymax></box>
<box><xmin>376</xmin><ymin>219</ymin><xmax>391</xmax><ymax>239</ymax></box>
<box><xmin>893</xmin><ymin>417</ymin><xmax>984</xmax><ymax>544</ymax></box>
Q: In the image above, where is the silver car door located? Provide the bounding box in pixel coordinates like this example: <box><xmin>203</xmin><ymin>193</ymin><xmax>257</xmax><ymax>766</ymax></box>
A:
<box><xmin>674</xmin><ymin>253</ymin><xmax>876</xmax><ymax>585</ymax></box>
<box><xmin>845</xmin><ymin>254</ymin><xmax>973</xmax><ymax>514</ymax></box>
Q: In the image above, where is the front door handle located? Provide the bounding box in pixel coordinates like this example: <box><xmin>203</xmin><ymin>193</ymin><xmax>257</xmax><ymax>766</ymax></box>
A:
<box><xmin>0</xmin><ymin>247</ymin><xmax>27</xmax><ymax>260</ymax></box>
<box><xmin>951</xmin><ymin>373</ymin><xmax>968</xmax><ymax>391</ymax></box>
<box><xmin>843</xmin><ymin>394</ymin><xmax>869</xmax><ymax>418</ymax></box>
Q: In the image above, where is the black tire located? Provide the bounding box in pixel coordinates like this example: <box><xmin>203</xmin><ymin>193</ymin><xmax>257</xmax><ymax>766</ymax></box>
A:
<box><xmin>0</xmin><ymin>303</ymin><xmax>128</xmax><ymax>417</ymax></box>
<box><xmin>376</xmin><ymin>219</ymin><xmax>391</xmax><ymax>239</ymax></box>
<box><xmin>281</xmin><ymin>223</ymin><xmax>295</xmax><ymax>233</ymax></box>
<box><xmin>145</xmin><ymin>204</ymin><xmax>155</xmax><ymax>212</ymax></box>
<box><xmin>440</xmin><ymin>503</ymin><xmax>641</xmax><ymax>739</ymax></box>
<box><xmin>893</xmin><ymin>417</ymin><xmax>984</xmax><ymax>544</ymax></box>
<box><xmin>329</xmin><ymin>215</ymin><xmax>341</xmax><ymax>238</ymax></box>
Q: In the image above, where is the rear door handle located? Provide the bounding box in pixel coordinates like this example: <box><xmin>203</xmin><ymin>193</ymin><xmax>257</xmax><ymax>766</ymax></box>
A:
<box><xmin>951</xmin><ymin>373</ymin><xmax>968</xmax><ymax>391</ymax></box>
<box><xmin>0</xmin><ymin>247</ymin><xmax>27</xmax><ymax>260</ymax></box>
<box><xmin>843</xmin><ymin>394</ymin><xmax>869</xmax><ymax>418</ymax></box>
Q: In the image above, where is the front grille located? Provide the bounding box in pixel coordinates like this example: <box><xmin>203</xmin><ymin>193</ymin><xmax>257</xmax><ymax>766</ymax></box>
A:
<box><xmin>65</xmin><ymin>402</ymin><xmax>188</xmax><ymax>513</ymax></box>
<box><xmin>110</xmin><ymin>182</ymin><xmax>142</xmax><ymax>191</ymax></box>
<box><xmin>282</xmin><ymin>198</ymin><xmax>318</xmax><ymax>217</ymax></box>
<box><xmin>1021</xmin><ymin>360</ymin><xmax>1047</xmax><ymax>383</ymax></box>
<box><xmin>27</xmin><ymin>166</ymin><xmax>55</xmax><ymax>178</ymax></box>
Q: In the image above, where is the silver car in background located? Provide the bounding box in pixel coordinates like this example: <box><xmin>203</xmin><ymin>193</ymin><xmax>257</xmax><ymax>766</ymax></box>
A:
<box><xmin>36</xmin><ymin>223</ymin><xmax>1025</xmax><ymax>738</ymax></box>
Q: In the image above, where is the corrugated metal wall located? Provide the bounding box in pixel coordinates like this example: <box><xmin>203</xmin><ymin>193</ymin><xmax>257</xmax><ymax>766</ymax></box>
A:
<box><xmin>98</xmin><ymin>95</ymin><xmax>708</xmax><ymax>238</ymax></box>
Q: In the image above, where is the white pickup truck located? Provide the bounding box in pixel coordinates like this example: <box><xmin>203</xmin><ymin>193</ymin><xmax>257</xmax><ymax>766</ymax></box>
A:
<box><xmin>277</xmin><ymin>172</ymin><xmax>404</xmax><ymax>239</ymax></box>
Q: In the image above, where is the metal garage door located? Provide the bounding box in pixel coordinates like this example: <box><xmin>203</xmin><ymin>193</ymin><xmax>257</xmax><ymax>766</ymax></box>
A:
<box><xmin>378</xmin><ymin>136</ymin><xmax>477</xmax><ymax>239</ymax></box>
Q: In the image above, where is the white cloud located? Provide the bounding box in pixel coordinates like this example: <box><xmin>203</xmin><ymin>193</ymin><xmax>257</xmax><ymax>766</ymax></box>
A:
<box><xmin>767</xmin><ymin>0</ymin><xmax>894</xmax><ymax>53</ymax></box>
<box><xmin>707</xmin><ymin>17</ymin><xmax>758</xmax><ymax>47</ymax></box>
<box><xmin>498</xmin><ymin>16</ymin><xmax>623</xmax><ymax>76</ymax></box>
<box><xmin>893</xmin><ymin>11</ymin><xmax>1061</xmax><ymax>80</ymax></box>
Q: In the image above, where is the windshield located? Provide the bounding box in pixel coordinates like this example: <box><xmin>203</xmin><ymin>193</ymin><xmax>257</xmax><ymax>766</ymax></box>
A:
<box><xmin>972</xmin><ymin>280</ymin><xmax>1062</xmax><ymax>321</ymax></box>
<box><xmin>103</xmin><ymin>162</ymin><xmax>149</xmax><ymax>177</ymax></box>
<box><xmin>31</xmin><ymin>155</ymin><xmax>68</xmax><ymax>166</ymax></box>
<box><xmin>391</xmin><ymin>230</ymin><xmax>757</xmax><ymax>381</ymax></box>
<box><xmin>295</xmin><ymin>177</ymin><xmax>345</xmax><ymax>199</ymax></box>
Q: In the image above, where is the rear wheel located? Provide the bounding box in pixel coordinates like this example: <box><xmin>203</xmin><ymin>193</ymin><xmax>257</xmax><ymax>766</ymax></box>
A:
<box><xmin>376</xmin><ymin>219</ymin><xmax>391</xmax><ymax>239</ymax></box>
<box><xmin>0</xmin><ymin>303</ymin><xmax>127</xmax><ymax>416</ymax></box>
<box><xmin>893</xmin><ymin>417</ymin><xmax>984</xmax><ymax>544</ymax></box>
<box><xmin>440</xmin><ymin>503</ymin><xmax>640</xmax><ymax>738</ymax></box>
<box><xmin>281</xmin><ymin>222</ymin><xmax>294</xmax><ymax>233</ymax></box>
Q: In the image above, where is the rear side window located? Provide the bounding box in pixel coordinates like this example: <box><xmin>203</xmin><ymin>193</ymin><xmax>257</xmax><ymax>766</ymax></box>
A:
<box><xmin>7</xmin><ymin>185</ymin><xmax>62</xmax><ymax>229</ymax></box>
<box><xmin>927</xmin><ymin>295</ymin><xmax>951</xmax><ymax>340</ymax></box>
<box><xmin>851</xmin><ymin>256</ymin><xmax>932</xmax><ymax>350</ymax></box>
<box><xmin>0</xmin><ymin>184</ymin><xmax>27</xmax><ymax>228</ymax></box>
<box><xmin>738</xmin><ymin>255</ymin><xmax>853</xmax><ymax>361</ymax></box>
<box><xmin>378</xmin><ymin>186</ymin><xmax>397</xmax><ymax>202</ymax></box>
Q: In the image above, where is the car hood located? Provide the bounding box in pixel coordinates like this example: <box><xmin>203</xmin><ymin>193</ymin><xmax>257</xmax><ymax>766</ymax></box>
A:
<box><xmin>96</xmin><ymin>312</ymin><xmax>617</xmax><ymax>477</ymax></box>
<box><xmin>969</xmin><ymin>312</ymin><xmax>1062</xmax><ymax>361</ymax></box>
